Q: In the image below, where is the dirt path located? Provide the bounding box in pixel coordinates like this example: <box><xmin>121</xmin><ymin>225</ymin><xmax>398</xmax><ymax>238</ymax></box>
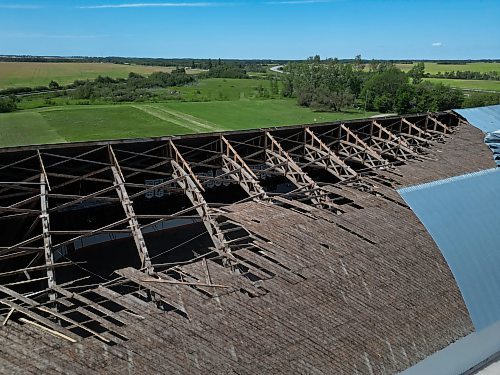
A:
<box><xmin>153</xmin><ymin>106</ymin><xmax>222</xmax><ymax>132</ymax></box>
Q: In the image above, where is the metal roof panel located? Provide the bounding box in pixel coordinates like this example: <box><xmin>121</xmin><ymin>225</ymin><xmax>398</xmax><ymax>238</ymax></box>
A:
<box><xmin>455</xmin><ymin>104</ymin><xmax>500</xmax><ymax>133</ymax></box>
<box><xmin>399</xmin><ymin>168</ymin><xmax>500</xmax><ymax>331</ymax></box>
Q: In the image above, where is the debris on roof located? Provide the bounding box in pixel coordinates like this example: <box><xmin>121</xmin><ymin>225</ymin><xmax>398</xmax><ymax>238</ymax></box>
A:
<box><xmin>0</xmin><ymin>111</ymin><xmax>495</xmax><ymax>374</ymax></box>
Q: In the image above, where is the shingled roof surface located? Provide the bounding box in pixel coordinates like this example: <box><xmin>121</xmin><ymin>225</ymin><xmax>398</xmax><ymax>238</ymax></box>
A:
<box><xmin>0</xmin><ymin>112</ymin><xmax>494</xmax><ymax>374</ymax></box>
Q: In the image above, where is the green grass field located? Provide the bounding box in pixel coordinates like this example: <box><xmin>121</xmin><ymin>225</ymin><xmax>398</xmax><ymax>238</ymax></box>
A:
<box><xmin>424</xmin><ymin>78</ymin><xmax>500</xmax><ymax>92</ymax></box>
<box><xmin>161</xmin><ymin>100</ymin><xmax>372</xmax><ymax>130</ymax></box>
<box><xmin>15</xmin><ymin>77</ymin><xmax>283</xmax><ymax>111</ymax></box>
<box><xmin>172</xmin><ymin>78</ymin><xmax>281</xmax><ymax>101</ymax></box>
<box><xmin>0</xmin><ymin>100</ymin><xmax>377</xmax><ymax>147</ymax></box>
<box><xmin>396</xmin><ymin>62</ymin><xmax>500</xmax><ymax>74</ymax></box>
<box><xmin>0</xmin><ymin>62</ymin><xmax>203</xmax><ymax>89</ymax></box>
<box><xmin>391</xmin><ymin>62</ymin><xmax>500</xmax><ymax>91</ymax></box>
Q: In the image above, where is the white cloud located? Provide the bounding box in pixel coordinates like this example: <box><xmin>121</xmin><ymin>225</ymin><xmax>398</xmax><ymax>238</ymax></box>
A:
<box><xmin>78</xmin><ymin>1</ymin><xmax>332</xmax><ymax>9</ymax></box>
<box><xmin>432</xmin><ymin>42</ymin><xmax>443</xmax><ymax>47</ymax></box>
<box><xmin>78</xmin><ymin>2</ymin><xmax>220</xmax><ymax>8</ymax></box>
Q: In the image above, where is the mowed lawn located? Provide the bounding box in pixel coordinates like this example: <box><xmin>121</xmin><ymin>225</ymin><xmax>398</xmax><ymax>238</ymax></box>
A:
<box><xmin>0</xmin><ymin>112</ymin><xmax>66</xmax><ymax>146</ymax></box>
<box><xmin>0</xmin><ymin>106</ymin><xmax>186</xmax><ymax>146</ymax></box>
<box><xmin>0</xmin><ymin>62</ymin><xmax>203</xmax><ymax>89</ymax></box>
<box><xmin>396</xmin><ymin>62</ymin><xmax>500</xmax><ymax>74</ymax></box>
<box><xmin>424</xmin><ymin>78</ymin><xmax>500</xmax><ymax>92</ymax></box>
<box><xmin>0</xmin><ymin>100</ymin><xmax>377</xmax><ymax>147</ymax></box>
<box><xmin>161</xmin><ymin>100</ymin><xmax>375</xmax><ymax>130</ymax></box>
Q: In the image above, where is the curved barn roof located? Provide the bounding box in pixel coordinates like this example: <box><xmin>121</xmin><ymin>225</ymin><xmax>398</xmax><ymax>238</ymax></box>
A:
<box><xmin>400</xmin><ymin>105</ymin><xmax>500</xmax><ymax>374</ymax></box>
<box><xmin>0</xmin><ymin>110</ymin><xmax>497</xmax><ymax>374</ymax></box>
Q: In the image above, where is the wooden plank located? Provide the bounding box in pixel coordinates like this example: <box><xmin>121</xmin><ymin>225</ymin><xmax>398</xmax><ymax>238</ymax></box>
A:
<box><xmin>0</xmin><ymin>261</ymin><xmax>74</xmax><ymax>278</ymax></box>
<box><xmin>140</xmin><ymin>278</ymin><xmax>229</xmax><ymax>288</ymax></box>
<box><xmin>0</xmin><ymin>298</ymin><xmax>80</xmax><ymax>342</ymax></box>
<box><xmin>52</xmin><ymin>285</ymin><xmax>124</xmax><ymax>322</ymax></box>
<box><xmin>235</xmin><ymin>248</ymin><xmax>304</xmax><ymax>285</ymax></box>
<box><xmin>18</xmin><ymin>318</ymin><xmax>77</xmax><ymax>343</ymax></box>
<box><xmin>115</xmin><ymin>267</ymin><xmax>187</xmax><ymax>313</ymax></box>
<box><xmin>0</xmin><ymin>285</ymin><xmax>109</xmax><ymax>343</ymax></box>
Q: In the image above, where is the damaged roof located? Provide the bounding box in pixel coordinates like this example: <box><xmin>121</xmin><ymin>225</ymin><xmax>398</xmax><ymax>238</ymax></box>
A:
<box><xmin>0</xmin><ymin>111</ymin><xmax>496</xmax><ymax>374</ymax></box>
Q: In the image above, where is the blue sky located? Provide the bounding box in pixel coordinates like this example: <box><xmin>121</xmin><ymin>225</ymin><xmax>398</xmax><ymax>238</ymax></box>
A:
<box><xmin>0</xmin><ymin>0</ymin><xmax>499</xmax><ymax>59</ymax></box>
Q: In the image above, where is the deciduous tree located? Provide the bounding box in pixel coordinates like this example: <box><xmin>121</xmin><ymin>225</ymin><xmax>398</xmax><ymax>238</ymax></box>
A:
<box><xmin>408</xmin><ymin>62</ymin><xmax>425</xmax><ymax>84</ymax></box>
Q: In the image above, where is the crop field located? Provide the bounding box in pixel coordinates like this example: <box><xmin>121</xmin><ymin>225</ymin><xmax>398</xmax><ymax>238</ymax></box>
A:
<box><xmin>0</xmin><ymin>62</ymin><xmax>203</xmax><ymax>89</ymax></box>
<box><xmin>0</xmin><ymin>100</ymin><xmax>376</xmax><ymax>147</ymax></box>
<box><xmin>424</xmin><ymin>78</ymin><xmax>500</xmax><ymax>92</ymax></box>
<box><xmin>396</xmin><ymin>62</ymin><xmax>500</xmax><ymax>74</ymax></box>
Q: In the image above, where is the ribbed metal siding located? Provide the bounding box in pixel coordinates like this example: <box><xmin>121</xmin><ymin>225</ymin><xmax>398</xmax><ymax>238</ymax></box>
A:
<box><xmin>399</xmin><ymin>168</ymin><xmax>500</xmax><ymax>331</ymax></box>
<box><xmin>455</xmin><ymin>105</ymin><xmax>500</xmax><ymax>133</ymax></box>
<box><xmin>454</xmin><ymin>105</ymin><xmax>500</xmax><ymax>166</ymax></box>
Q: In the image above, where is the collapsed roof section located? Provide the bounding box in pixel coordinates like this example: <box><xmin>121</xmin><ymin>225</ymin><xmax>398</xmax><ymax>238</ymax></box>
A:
<box><xmin>0</xmin><ymin>111</ymin><xmax>493</xmax><ymax>374</ymax></box>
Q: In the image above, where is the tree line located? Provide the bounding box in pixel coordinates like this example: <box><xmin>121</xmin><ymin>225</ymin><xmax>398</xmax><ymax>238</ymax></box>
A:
<box><xmin>2</xmin><ymin>57</ymin><xmax>499</xmax><ymax>114</ymax></box>
<box><xmin>282</xmin><ymin>57</ymin><xmax>500</xmax><ymax>114</ymax></box>
<box><xmin>0</xmin><ymin>56</ymin><xmax>283</xmax><ymax>71</ymax></box>
<box><xmin>69</xmin><ymin>63</ymin><xmax>249</xmax><ymax>103</ymax></box>
<box><xmin>2</xmin><ymin>55</ymin><xmax>498</xmax><ymax>65</ymax></box>
<box><xmin>0</xmin><ymin>80</ymin><xmax>61</xmax><ymax>96</ymax></box>
<box><xmin>430</xmin><ymin>70</ymin><xmax>499</xmax><ymax>81</ymax></box>
<box><xmin>0</xmin><ymin>69</ymin><xmax>195</xmax><ymax>112</ymax></box>
<box><xmin>71</xmin><ymin>69</ymin><xmax>194</xmax><ymax>102</ymax></box>
<box><xmin>204</xmin><ymin>62</ymin><xmax>249</xmax><ymax>79</ymax></box>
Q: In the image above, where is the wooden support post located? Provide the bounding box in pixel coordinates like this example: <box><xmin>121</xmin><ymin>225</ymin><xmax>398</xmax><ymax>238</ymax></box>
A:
<box><xmin>369</xmin><ymin>120</ymin><xmax>419</xmax><ymax>160</ymax></box>
<box><xmin>109</xmin><ymin>145</ymin><xmax>154</xmax><ymax>275</ymax></box>
<box><xmin>265</xmin><ymin>132</ymin><xmax>341</xmax><ymax>212</ymax></box>
<box><xmin>168</xmin><ymin>140</ymin><xmax>204</xmax><ymax>192</ymax></box>
<box><xmin>427</xmin><ymin>115</ymin><xmax>454</xmax><ymax>134</ymax></box>
<box><xmin>338</xmin><ymin>124</ymin><xmax>388</xmax><ymax>168</ymax></box>
<box><xmin>170</xmin><ymin>158</ymin><xmax>236</xmax><ymax>264</ymax></box>
<box><xmin>39</xmin><ymin>151</ymin><xmax>57</xmax><ymax>303</ymax></box>
<box><xmin>400</xmin><ymin>118</ymin><xmax>437</xmax><ymax>146</ymax></box>
<box><xmin>220</xmin><ymin>136</ymin><xmax>269</xmax><ymax>201</ymax></box>
<box><xmin>304</xmin><ymin>128</ymin><xmax>357</xmax><ymax>181</ymax></box>
<box><xmin>169</xmin><ymin>141</ymin><xmax>236</xmax><ymax>264</ymax></box>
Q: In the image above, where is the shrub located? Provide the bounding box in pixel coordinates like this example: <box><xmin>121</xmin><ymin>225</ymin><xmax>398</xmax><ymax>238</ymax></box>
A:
<box><xmin>0</xmin><ymin>97</ymin><xmax>17</xmax><ymax>113</ymax></box>
<box><xmin>48</xmin><ymin>80</ymin><xmax>61</xmax><ymax>90</ymax></box>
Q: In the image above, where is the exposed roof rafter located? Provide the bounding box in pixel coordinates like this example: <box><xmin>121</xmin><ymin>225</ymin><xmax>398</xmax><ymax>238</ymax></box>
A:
<box><xmin>303</xmin><ymin>127</ymin><xmax>358</xmax><ymax>181</ymax></box>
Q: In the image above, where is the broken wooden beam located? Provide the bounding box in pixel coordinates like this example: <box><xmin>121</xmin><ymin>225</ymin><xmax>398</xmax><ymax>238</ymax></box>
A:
<box><xmin>304</xmin><ymin>127</ymin><xmax>358</xmax><ymax>180</ymax></box>
<box><xmin>221</xmin><ymin>135</ymin><xmax>269</xmax><ymax>201</ymax></box>
<box><xmin>109</xmin><ymin>145</ymin><xmax>154</xmax><ymax>275</ymax></box>
<box><xmin>40</xmin><ymin>173</ymin><xmax>57</xmax><ymax>302</ymax></box>
<box><xmin>337</xmin><ymin>124</ymin><xmax>388</xmax><ymax>168</ymax></box>
<box><xmin>265</xmin><ymin>132</ymin><xmax>341</xmax><ymax>212</ymax></box>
